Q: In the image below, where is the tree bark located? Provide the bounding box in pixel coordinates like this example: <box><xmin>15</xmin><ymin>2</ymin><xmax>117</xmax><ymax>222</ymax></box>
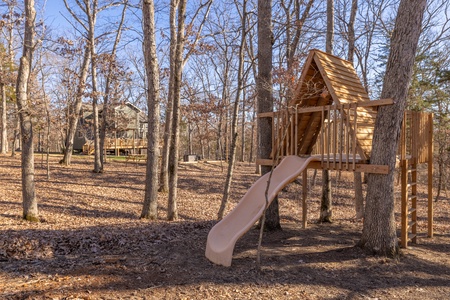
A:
<box><xmin>17</xmin><ymin>0</ymin><xmax>38</xmax><ymax>221</ymax></box>
<box><xmin>167</xmin><ymin>0</ymin><xmax>187</xmax><ymax>221</ymax></box>
<box><xmin>258</xmin><ymin>0</ymin><xmax>280</xmax><ymax>231</ymax></box>
<box><xmin>141</xmin><ymin>0</ymin><xmax>161</xmax><ymax>220</ymax></box>
<box><xmin>360</xmin><ymin>0</ymin><xmax>426</xmax><ymax>257</ymax></box>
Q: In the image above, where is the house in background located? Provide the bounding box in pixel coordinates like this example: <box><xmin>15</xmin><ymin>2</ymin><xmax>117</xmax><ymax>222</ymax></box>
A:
<box><xmin>74</xmin><ymin>102</ymin><xmax>147</xmax><ymax>155</ymax></box>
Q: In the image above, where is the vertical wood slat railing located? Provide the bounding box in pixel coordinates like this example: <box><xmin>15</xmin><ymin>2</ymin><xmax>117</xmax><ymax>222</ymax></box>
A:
<box><xmin>270</xmin><ymin>103</ymin><xmax>362</xmax><ymax>171</ymax></box>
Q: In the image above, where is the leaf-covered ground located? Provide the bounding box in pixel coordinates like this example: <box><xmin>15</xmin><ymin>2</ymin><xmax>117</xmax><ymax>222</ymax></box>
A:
<box><xmin>1</xmin><ymin>154</ymin><xmax>449</xmax><ymax>299</ymax></box>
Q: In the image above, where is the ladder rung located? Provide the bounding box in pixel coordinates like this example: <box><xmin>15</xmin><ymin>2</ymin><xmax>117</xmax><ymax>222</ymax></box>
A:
<box><xmin>408</xmin><ymin>208</ymin><xmax>416</xmax><ymax>214</ymax></box>
<box><xmin>408</xmin><ymin>195</ymin><xmax>417</xmax><ymax>201</ymax></box>
<box><xmin>407</xmin><ymin>183</ymin><xmax>417</xmax><ymax>188</ymax></box>
<box><xmin>408</xmin><ymin>221</ymin><xmax>416</xmax><ymax>228</ymax></box>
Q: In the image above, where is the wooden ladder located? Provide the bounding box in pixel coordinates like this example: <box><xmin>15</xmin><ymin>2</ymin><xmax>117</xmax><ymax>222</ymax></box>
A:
<box><xmin>401</xmin><ymin>159</ymin><xmax>418</xmax><ymax>248</ymax></box>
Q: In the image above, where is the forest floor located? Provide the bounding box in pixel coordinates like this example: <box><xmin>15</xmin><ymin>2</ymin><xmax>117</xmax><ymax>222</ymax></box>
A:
<box><xmin>1</xmin><ymin>154</ymin><xmax>449</xmax><ymax>300</ymax></box>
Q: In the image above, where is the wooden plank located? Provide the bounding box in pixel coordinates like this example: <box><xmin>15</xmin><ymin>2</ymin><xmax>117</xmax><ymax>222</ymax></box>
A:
<box><xmin>302</xmin><ymin>169</ymin><xmax>308</xmax><ymax>229</ymax></box>
<box><xmin>314</xmin><ymin>50</ymin><xmax>355</xmax><ymax>70</ymax></box>
<box><xmin>428</xmin><ymin>113</ymin><xmax>434</xmax><ymax>238</ymax></box>
<box><xmin>306</xmin><ymin>161</ymin><xmax>389</xmax><ymax>174</ymax></box>
<box><xmin>258</xmin><ymin>112</ymin><xmax>274</xmax><ymax>118</ymax></box>
<box><xmin>401</xmin><ymin>159</ymin><xmax>408</xmax><ymax>248</ymax></box>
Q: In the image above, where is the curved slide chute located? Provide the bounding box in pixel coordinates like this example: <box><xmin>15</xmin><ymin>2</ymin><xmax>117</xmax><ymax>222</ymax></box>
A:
<box><xmin>205</xmin><ymin>155</ymin><xmax>319</xmax><ymax>266</ymax></box>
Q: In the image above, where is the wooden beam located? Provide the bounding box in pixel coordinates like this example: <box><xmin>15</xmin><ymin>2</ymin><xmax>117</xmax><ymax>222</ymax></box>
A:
<box><xmin>428</xmin><ymin>113</ymin><xmax>434</xmax><ymax>238</ymax></box>
<box><xmin>256</xmin><ymin>158</ymin><xmax>389</xmax><ymax>174</ymax></box>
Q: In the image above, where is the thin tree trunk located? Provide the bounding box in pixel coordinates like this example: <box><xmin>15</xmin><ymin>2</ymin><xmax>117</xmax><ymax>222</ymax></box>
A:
<box><xmin>167</xmin><ymin>0</ymin><xmax>187</xmax><ymax>221</ymax></box>
<box><xmin>87</xmin><ymin>6</ymin><xmax>102</xmax><ymax>173</ymax></box>
<box><xmin>100</xmin><ymin>3</ymin><xmax>127</xmax><ymax>165</ymax></box>
<box><xmin>360</xmin><ymin>0</ymin><xmax>426</xmax><ymax>257</ymax></box>
<box><xmin>217</xmin><ymin>0</ymin><xmax>247</xmax><ymax>220</ymax></box>
<box><xmin>141</xmin><ymin>0</ymin><xmax>161</xmax><ymax>220</ymax></box>
<box><xmin>60</xmin><ymin>46</ymin><xmax>91</xmax><ymax>165</ymax></box>
<box><xmin>1</xmin><ymin>82</ymin><xmax>7</xmax><ymax>154</ymax></box>
<box><xmin>319</xmin><ymin>0</ymin><xmax>334</xmax><ymax>223</ymax></box>
<box><xmin>347</xmin><ymin>0</ymin><xmax>364</xmax><ymax>219</ymax></box>
<box><xmin>159</xmin><ymin>0</ymin><xmax>179</xmax><ymax>193</ymax></box>
<box><xmin>17</xmin><ymin>0</ymin><xmax>37</xmax><ymax>221</ymax></box>
<box><xmin>11</xmin><ymin>114</ymin><xmax>19</xmax><ymax>157</ymax></box>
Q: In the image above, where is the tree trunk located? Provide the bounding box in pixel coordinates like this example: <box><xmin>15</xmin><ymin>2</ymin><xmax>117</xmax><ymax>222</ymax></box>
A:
<box><xmin>360</xmin><ymin>0</ymin><xmax>426</xmax><ymax>257</ymax></box>
<box><xmin>326</xmin><ymin>0</ymin><xmax>334</xmax><ymax>54</ymax></box>
<box><xmin>17</xmin><ymin>0</ymin><xmax>37</xmax><ymax>221</ymax></box>
<box><xmin>217</xmin><ymin>0</ymin><xmax>247</xmax><ymax>220</ymax></box>
<box><xmin>159</xmin><ymin>0</ymin><xmax>178</xmax><ymax>193</ymax></box>
<box><xmin>258</xmin><ymin>0</ymin><xmax>280</xmax><ymax>231</ymax></box>
<box><xmin>347</xmin><ymin>0</ymin><xmax>358</xmax><ymax>63</ymax></box>
<box><xmin>354</xmin><ymin>172</ymin><xmax>364</xmax><ymax>219</ymax></box>
<box><xmin>61</xmin><ymin>46</ymin><xmax>91</xmax><ymax>165</ymax></box>
<box><xmin>319</xmin><ymin>0</ymin><xmax>334</xmax><ymax>223</ymax></box>
<box><xmin>167</xmin><ymin>0</ymin><xmax>187</xmax><ymax>221</ymax></box>
<box><xmin>1</xmin><ymin>82</ymin><xmax>7</xmax><ymax>154</ymax></box>
<box><xmin>319</xmin><ymin>169</ymin><xmax>332</xmax><ymax>222</ymax></box>
<box><xmin>141</xmin><ymin>0</ymin><xmax>161</xmax><ymax>220</ymax></box>
<box><xmin>347</xmin><ymin>0</ymin><xmax>364</xmax><ymax>219</ymax></box>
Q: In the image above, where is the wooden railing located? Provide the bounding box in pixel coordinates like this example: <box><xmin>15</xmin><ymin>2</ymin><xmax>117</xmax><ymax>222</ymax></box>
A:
<box><xmin>259</xmin><ymin>99</ymin><xmax>393</xmax><ymax>171</ymax></box>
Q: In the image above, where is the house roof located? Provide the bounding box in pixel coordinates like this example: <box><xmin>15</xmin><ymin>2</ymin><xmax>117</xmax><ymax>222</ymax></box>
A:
<box><xmin>287</xmin><ymin>49</ymin><xmax>376</xmax><ymax>160</ymax></box>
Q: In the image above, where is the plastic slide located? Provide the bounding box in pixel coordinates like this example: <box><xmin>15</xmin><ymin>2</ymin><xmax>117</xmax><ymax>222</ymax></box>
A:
<box><xmin>205</xmin><ymin>155</ymin><xmax>319</xmax><ymax>266</ymax></box>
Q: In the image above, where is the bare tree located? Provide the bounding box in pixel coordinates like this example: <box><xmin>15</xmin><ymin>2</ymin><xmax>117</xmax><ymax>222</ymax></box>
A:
<box><xmin>60</xmin><ymin>44</ymin><xmax>91</xmax><ymax>165</ymax></box>
<box><xmin>99</xmin><ymin>2</ymin><xmax>128</xmax><ymax>164</ymax></box>
<box><xmin>360</xmin><ymin>0</ymin><xmax>427</xmax><ymax>257</ymax></box>
<box><xmin>167</xmin><ymin>0</ymin><xmax>187</xmax><ymax>221</ymax></box>
<box><xmin>217</xmin><ymin>0</ymin><xmax>248</xmax><ymax>220</ymax></box>
<box><xmin>141</xmin><ymin>0</ymin><xmax>161</xmax><ymax>220</ymax></box>
<box><xmin>16</xmin><ymin>0</ymin><xmax>38</xmax><ymax>221</ymax></box>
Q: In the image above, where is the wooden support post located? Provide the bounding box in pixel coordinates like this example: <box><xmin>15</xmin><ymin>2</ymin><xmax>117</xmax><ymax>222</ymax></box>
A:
<box><xmin>401</xmin><ymin>159</ymin><xmax>408</xmax><ymax>248</ymax></box>
<box><xmin>411</xmin><ymin>159</ymin><xmax>417</xmax><ymax>244</ymax></box>
<box><xmin>428</xmin><ymin>113</ymin><xmax>434</xmax><ymax>238</ymax></box>
<box><xmin>302</xmin><ymin>169</ymin><xmax>308</xmax><ymax>229</ymax></box>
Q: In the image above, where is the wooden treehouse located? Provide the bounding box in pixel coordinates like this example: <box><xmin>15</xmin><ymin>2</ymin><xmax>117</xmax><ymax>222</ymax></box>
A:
<box><xmin>257</xmin><ymin>49</ymin><xmax>434</xmax><ymax>248</ymax></box>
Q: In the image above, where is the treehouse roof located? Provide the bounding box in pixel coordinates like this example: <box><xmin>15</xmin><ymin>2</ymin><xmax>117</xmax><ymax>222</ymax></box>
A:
<box><xmin>288</xmin><ymin>49</ymin><xmax>375</xmax><ymax>160</ymax></box>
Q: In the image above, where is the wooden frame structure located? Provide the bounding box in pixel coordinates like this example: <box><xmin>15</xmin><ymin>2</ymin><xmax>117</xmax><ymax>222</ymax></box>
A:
<box><xmin>257</xmin><ymin>49</ymin><xmax>434</xmax><ymax>247</ymax></box>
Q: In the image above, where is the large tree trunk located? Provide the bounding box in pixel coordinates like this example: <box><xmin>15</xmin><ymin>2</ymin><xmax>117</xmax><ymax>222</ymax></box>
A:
<box><xmin>360</xmin><ymin>0</ymin><xmax>426</xmax><ymax>257</ymax></box>
<box><xmin>141</xmin><ymin>0</ymin><xmax>161</xmax><ymax>220</ymax></box>
<box><xmin>258</xmin><ymin>0</ymin><xmax>280</xmax><ymax>230</ymax></box>
<box><xmin>17</xmin><ymin>0</ymin><xmax>37</xmax><ymax>221</ymax></box>
<box><xmin>167</xmin><ymin>0</ymin><xmax>187</xmax><ymax>221</ymax></box>
<box><xmin>61</xmin><ymin>46</ymin><xmax>91</xmax><ymax>165</ymax></box>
